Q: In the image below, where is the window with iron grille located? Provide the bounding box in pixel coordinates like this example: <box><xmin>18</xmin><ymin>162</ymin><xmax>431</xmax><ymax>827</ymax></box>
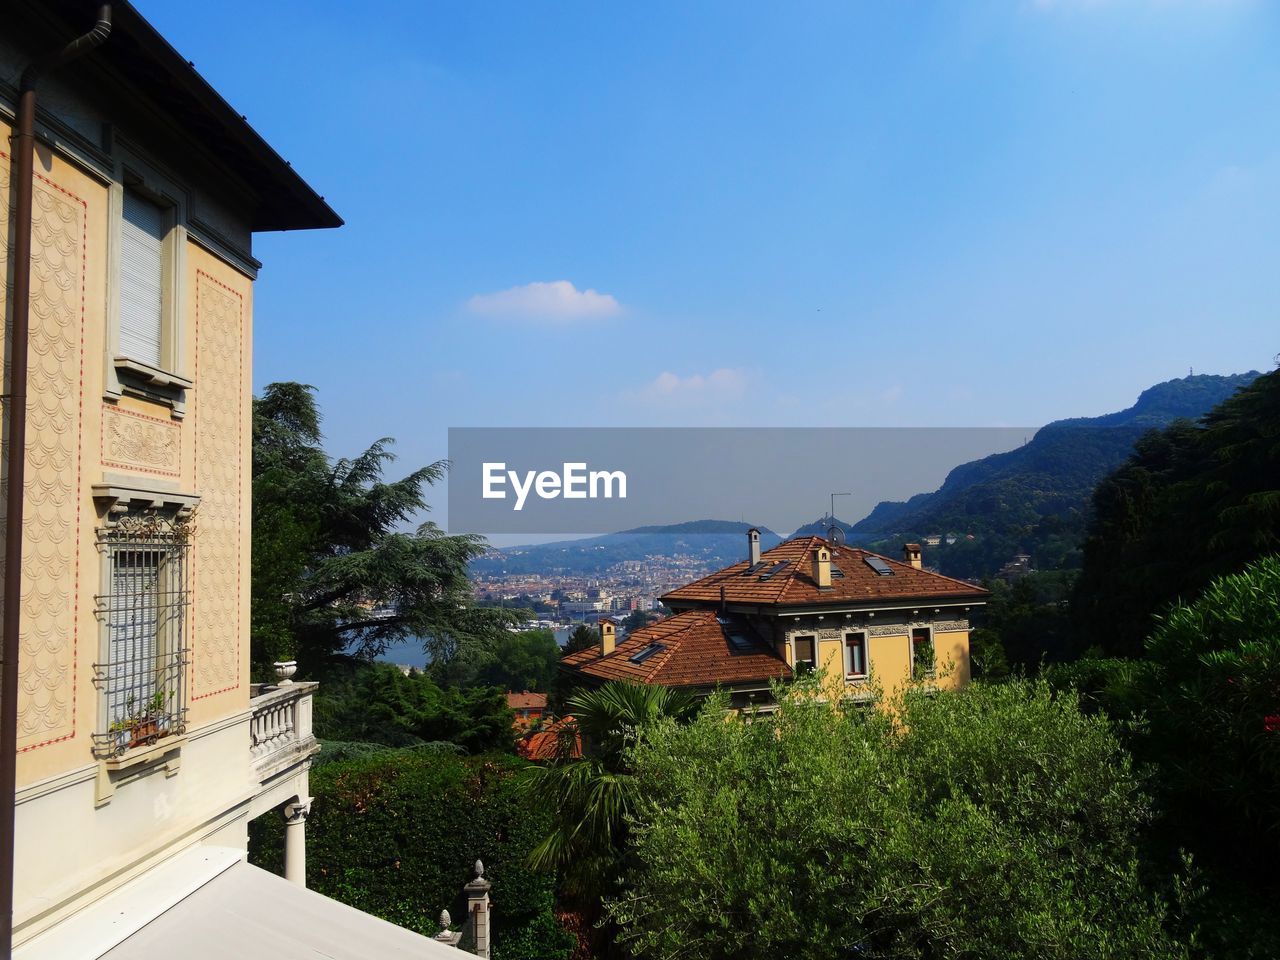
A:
<box><xmin>93</xmin><ymin>514</ymin><xmax>191</xmax><ymax>758</ymax></box>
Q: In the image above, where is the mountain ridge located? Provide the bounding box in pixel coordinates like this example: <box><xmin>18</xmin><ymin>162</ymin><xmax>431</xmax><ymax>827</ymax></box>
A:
<box><xmin>840</xmin><ymin>372</ymin><xmax>1262</xmax><ymax>577</ymax></box>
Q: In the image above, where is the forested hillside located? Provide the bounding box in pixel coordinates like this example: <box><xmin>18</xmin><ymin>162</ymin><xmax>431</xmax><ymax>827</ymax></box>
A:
<box><xmin>1073</xmin><ymin>367</ymin><xmax>1280</xmax><ymax>655</ymax></box>
<box><xmin>848</xmin><ymin>372</ymin><xmax>1260</xmax><ymax>578</ymax></box>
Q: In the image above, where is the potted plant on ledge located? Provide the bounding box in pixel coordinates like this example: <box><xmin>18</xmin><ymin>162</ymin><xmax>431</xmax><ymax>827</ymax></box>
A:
<box><xmin>108</xmin><ymin>690</ymin><xmax>174</xmax><ymax>752</ymax></box>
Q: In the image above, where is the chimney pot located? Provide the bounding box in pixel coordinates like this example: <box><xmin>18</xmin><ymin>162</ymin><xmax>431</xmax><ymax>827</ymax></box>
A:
<box><xmin>903</xmin><ymin>543</ymin><xmax>923</xmax><ymax>570</ymax></box>
<box><xmin>812</xmin><ymin>544</ymin><xmax>832</xmax><ymax>589</ymax></box>
<box><xmin>747</xmin><ymin>527</ymin><xmax>761</xmax><ymax>567</ymax></box>
<box><xmin>599</xmin><ymin>617</ymin><xmax>616</xmax><ymax>656</ymax></box>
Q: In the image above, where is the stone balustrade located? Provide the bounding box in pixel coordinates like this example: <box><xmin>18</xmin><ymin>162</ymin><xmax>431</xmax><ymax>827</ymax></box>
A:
<box><xmin>249</xmin><ymin>681</ymin><xmax>319</xmax><ymax>784</ymax></box>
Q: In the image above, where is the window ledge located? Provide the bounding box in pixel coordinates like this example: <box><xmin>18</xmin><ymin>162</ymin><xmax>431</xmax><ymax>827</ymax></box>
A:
<box><xmin>102</xmin><ymin>733</ymin><xmax>186</xmax><ymax>772</ymax></box>
<box><xmin>95</xmin><ymin>734</ymin><xmax>185</xmax><ymax>806</ymax></box>
<box><xmin>114</xmin><ymin>357</ymin><xmax>193</xmax><ymax>392</ymax></box>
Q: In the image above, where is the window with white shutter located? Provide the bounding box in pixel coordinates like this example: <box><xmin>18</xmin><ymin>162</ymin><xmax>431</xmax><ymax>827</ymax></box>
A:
<box><xmin>118</xmin><ymin>189</ymin><xmax>168</xmax><ymax>367</ymax></box>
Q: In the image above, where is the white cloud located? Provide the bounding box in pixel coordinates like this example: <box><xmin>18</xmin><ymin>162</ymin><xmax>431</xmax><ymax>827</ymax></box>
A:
<box><xmin>466</xmin><ymin>280</ymin><xmax>621</xmax><ymax>323</ymax></box>
<box><xmin>637</xmin><ymin>368</ymin><xmax>748</xmax><ymax>403</ymax></box>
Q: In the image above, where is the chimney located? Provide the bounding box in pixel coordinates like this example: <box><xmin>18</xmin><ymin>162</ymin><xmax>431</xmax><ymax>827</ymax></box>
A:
<box><xmin>812</xmin><ymin>544</ymin><xmax>832</xmax><ymax>589</ymax></box>
<box><xmin>903</xmin><ymin>543</ymin><xmax>923</xmax><ymax>570</ymax></box>
<box><xmin>747</xmin><ymin>527</ymin><xmax>761</xmax><ymax>566</ymax></box>
<box><xmin>599</xmin><ymin>617</ymin><xmax>616</xmax><ymax>656</ymax></box>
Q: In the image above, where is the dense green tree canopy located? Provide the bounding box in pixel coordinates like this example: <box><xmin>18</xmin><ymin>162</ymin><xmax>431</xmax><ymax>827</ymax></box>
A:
<box><xmin>473</xmin><ymin>629</ymin><xmax>561</xmax><ymax>693</ymax></box>
<box><xmin>1074</xmin><ymin>368</ymin><xmax>1280</xmax><ymax>655</ymax></box>
<box><xmin>977</xmin><ymin>570</ymin><xmax>1079</xmax><ymax>668</ymax></box>
<box><xmin>608</xmin><ymin>679</ymin><xmax>1182</xmax><ymax>960</ymax></box>
<box><xmin>252</xmin><ymin>382</ymin><xmax>507</xmax><ymax>677</ymax></box>
<box><xmin>314</xmin><ymin>663</ymin><xmax>514</xmax><ymax>754</ymax></box>
<box><xmin>1143</xmin><ymin>557</ymin><xmax>1280</xmax><ymax>855</ymax></box>
<box><xmin>563</xmin><ymin>624</ymin><xmax>598</xmax><ymax>655</ymax></box>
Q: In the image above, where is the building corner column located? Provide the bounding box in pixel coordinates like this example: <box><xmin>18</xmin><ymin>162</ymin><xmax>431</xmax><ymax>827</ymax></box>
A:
<box><xmin>282</xmin><ymin>797</ymin><xmax>312</xmax><ymax>887</ymax></box>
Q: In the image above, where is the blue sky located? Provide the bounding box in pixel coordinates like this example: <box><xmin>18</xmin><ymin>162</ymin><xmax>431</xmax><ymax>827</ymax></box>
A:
<box><xmin>139</xmin><ymin>0</ymin><xmax>1278</xmax><ymax>526</ymax></box>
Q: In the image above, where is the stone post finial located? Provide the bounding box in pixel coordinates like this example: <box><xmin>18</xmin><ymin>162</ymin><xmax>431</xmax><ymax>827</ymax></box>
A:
<box><xmin>434</xmin><ymin>908</ymin><xmax>461</xmax><ymax>946</ymax></box>
<box><xmin>474</xmin><ymin>859</ymin><xmax>484</xmax><ymax>879</ymax></box>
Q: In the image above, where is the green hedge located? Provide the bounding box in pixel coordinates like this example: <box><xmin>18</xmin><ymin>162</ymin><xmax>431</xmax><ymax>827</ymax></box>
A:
<box><xmin>249</xmin><ymin>746</ymin><xmax>573</xmax><ymax>960</ymax></box>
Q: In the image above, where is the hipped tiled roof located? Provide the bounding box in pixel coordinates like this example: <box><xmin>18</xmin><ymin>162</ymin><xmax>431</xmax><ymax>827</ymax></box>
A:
<box><xmin>561</xmin><ymin>609</ymin><xmax>790</xmax><ymax>688</ymax></box>
<box><xmin>661</xmin><ymin>536</ymin><xmax>988</xmax><ymax>608</ymax></box>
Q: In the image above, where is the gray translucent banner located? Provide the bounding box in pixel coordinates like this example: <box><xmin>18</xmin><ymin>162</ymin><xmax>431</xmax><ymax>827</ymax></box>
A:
<box><xmin>448</xmin><ymin>427</ymin><xmax>1035</xmax><ymax>536</ymax></box>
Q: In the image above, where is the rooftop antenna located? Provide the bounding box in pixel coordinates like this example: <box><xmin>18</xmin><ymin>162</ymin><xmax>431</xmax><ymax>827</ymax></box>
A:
<box><xmin>829</xmin><ymin>492</ymin><xmax>851</xmax><ymax>544</ymax></box>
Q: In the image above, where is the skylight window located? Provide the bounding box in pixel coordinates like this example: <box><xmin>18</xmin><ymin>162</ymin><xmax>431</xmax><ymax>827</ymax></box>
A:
<box><xmin>758</xmin><ymin>560</ymin><xmax>790</xmax><ymax>581</ymax></box>
<box><xmin>629</xmin><ymin>642</ymin><xmax>665</xmax><ymax>664</ymax></box>
<box><xmin>864</xmin><ymin>556</ymin><xmax>895</xmax><ymax>577</ymax></box>
<box><xmin>727</xmin><ymin>633</ymin><xmax>754</xmax><ymax>652</ymax></box>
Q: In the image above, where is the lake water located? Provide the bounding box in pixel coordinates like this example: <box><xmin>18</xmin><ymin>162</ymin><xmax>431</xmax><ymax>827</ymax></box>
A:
<box><xmin>375</xmin><ymin>627</ymin><xmax>573</xmax><ymax>671</ymax></box>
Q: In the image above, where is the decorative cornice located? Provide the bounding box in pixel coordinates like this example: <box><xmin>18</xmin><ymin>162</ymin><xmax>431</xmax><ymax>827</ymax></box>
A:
<box><xmin>92</xmin><ymin>482</ymin><xmax>199</xmax><ymax>519</ymax></box>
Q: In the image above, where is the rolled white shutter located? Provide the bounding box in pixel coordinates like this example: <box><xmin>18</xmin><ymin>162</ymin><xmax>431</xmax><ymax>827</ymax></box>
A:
<box><xmin>118</xmin><ymin>190</ymin><xmax>166</xmax><ymax>367</ymax></box>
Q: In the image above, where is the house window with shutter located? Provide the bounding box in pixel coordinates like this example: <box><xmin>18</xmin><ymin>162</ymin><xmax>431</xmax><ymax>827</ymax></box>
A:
<box><xmin>844</xmin><ymin>632</ymin><xmax>867</xmax><ymax>679</ymax></box>
<box><xmin>118</xmin><ymin>188</ymin><xmax>169</xmax><ymax>368</ymax></box>
<box><xmin>108</xmin><ymin>171</ymin><xmax>192</xmax><ymax>413</ymax></box>
<box><xmin>793</xmin><ymin>635</ymin><xmax>817</xmax><ymax>674</ymax></box>
<box><xmin>93</xmin><ymin>515</ymin><xmax>190</xmax><ymax>758</ymax></box>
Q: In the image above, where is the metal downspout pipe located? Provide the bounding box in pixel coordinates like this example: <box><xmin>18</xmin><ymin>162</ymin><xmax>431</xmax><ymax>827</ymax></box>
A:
<box><xmin>1</xmin><ymin>7</ymin><xmax>113</xmax><ymax>953</ymax></box>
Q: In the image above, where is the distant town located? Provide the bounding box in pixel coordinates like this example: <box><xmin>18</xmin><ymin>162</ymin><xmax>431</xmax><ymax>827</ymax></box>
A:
<box><xmin>473</xmin><ymin>550</ymin><xmax>713</xmax><ymax>624</ymax></box>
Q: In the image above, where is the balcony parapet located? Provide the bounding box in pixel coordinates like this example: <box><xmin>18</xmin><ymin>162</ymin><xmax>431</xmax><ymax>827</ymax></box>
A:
<box><xmin>250</xmin><ymin>681</ymin><xmax>319</xmax><ymax>784</ymax></box>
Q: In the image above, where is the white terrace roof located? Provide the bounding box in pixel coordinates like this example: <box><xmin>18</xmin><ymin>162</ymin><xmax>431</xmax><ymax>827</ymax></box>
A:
<box><xmin>18</xmin><ymin>846</ymin><xmax>460</xmax><ymax>959</ymax></box>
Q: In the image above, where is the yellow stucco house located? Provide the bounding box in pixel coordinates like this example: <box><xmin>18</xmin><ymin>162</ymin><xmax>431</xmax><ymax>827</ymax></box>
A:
<box><xmin>564</xmin><ymin>531</ymin><xmax>989</xmax><ymax>710</ymax></box>
<box><xmin>1</xmin><ymin>3</ymin><xmax>472</xmax><ymax>957</ymax></box>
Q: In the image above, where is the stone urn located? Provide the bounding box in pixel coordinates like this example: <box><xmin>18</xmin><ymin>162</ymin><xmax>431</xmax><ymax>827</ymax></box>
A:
<box><xmin>273</xmin><ymin>660</ymin><xmax>298</xmax><ymax>685</ymax></box>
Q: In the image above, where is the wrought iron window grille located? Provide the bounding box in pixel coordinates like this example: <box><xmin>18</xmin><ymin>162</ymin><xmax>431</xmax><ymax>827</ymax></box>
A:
<box><xmin>92</xmin><ymin>512</ymin><xmax>192</xmax><ymax>758</ymax></box>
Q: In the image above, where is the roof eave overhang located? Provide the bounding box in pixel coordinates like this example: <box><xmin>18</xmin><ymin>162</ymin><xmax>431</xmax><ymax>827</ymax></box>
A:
<box><xmin>665</xmin><ymin>596</ymin><xmax>987</xmax><ymax>618</ymax></box>
<box><xmin>26</xmin><ymin>0</ymin><xmax>343</xmax><ymax>232</ymax></box>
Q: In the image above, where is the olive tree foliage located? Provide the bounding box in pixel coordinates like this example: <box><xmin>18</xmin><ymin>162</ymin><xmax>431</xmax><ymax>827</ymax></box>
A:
<box><xmin>608</xmin><ymin>678</ymin><xmax>1183</xmax><ymax>960</ymax></box>
<box><xmin>252</xmin><ymin>382</ymin><xmax>508</xmax><ymax>677</ymax></box>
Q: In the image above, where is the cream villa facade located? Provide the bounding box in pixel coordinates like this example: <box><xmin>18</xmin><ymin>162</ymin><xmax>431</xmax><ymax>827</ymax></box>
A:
<box><xmin>0</xmin><ymin>3</ymin><xmax>469</xmax><ymax>957</ymax></box>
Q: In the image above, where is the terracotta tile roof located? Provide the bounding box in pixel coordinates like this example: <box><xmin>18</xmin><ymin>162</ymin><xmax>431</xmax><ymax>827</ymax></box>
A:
<box><xmin>661</xmin><ymin>536</ymin><xmax>988</xmax><ymax>608</ymax></box>
<box><xmin>561</xmin><ymin>609</ymin><xmax>791</xmax><ymax>688</ymax></box>
<box><xmin>506</xmin><ymin>692</ymin><xmax>548</xmax><ymax>711</ymax></box>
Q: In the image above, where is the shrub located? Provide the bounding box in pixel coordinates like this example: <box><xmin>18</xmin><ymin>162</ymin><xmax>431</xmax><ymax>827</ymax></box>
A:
<box><xmin>608</xmin><ymin>678</ymin><xmax>1182</xmax><ymax>960</ymax></box>
<box><xmin>250</xmin><ymin>748</ymin><xmax>573</xmax><ymax>960</ymax></box>
<box><xmin>1141</xmin><ymin>556</ymin><xmax>1280</xmax><ymax>863</ymax></box>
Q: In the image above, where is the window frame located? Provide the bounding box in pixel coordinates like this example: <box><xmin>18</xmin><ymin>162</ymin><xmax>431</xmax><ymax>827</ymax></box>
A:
<box><xmin>910</xmin><ymin>626</ymin><xmax>936</xmax><ymax>680</ymax></box>
<box><xmin>792</xmin><ymin>634</ymin><xmax>817</xmax><ymax>673</ymax></box>
<box><xmin>105</xmin><ymin>150</ymin><xmax>192</xmax><ymax>416</ymax></box>
<box><xmin>93</xmin><ymin>512</ymin><xmax>192</xmax><ymax>759</ymax></box>
<box><xmin>843</xmin><ymin>631</ymin><xmax>868</xmax><ymax>680</ymax></box>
